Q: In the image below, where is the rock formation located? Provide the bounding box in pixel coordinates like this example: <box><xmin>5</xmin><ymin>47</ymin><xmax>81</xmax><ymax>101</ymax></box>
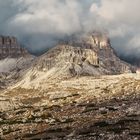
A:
<box><xmin>0</xmin><ymin>36</ymin><xmax>29</xmax><ymax>59</ymax></box>
<box><xmin>0</xmin><ymin>36</ymin><xmax>34</xmax><ymax>88</ymax></box>
<box><xmin>33</xmin><ymin>32</ymin><xmax>134</xmax><ymax>78</ymax></box>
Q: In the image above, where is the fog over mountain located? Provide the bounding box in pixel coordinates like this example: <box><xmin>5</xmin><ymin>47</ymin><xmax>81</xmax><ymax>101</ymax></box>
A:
<box><xmin>0</xmin><ymin>0</ymin><xmax>140</xmax><ymax>64</ymax></box>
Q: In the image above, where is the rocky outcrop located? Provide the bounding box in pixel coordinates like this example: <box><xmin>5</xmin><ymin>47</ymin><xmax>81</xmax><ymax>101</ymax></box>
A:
<box><xmin>1</xmin><ymin>73</ymin><xmax>140</xmax><ymax>140</ymax></box>
<box><xmin>33</xmin><ymin>32</ymin><xmax>134</xmax><ymax>77</ymax></box>
<box><xmin>0</xmin><ymin>36</ymin><xmax>29</xmax><ymax>59</ymax></box>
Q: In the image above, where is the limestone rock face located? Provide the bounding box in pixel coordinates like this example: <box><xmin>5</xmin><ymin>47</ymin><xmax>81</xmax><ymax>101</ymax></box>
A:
<box><xmin>0</xmin><ymin>36</ymin><xmax>29</xmax><ymax>59</ymax></box>
<box><xmin>33</xmin><ymin>32</ymin><xmax>134</xmax><ymax>77</ymax></box>
<box><xmin>0</xmin><ymin>36</ymin><xmax>35</xmax><ymax>88</ymax></box>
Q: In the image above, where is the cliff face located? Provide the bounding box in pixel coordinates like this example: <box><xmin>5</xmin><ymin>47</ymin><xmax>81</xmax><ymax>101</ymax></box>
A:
<box><xmin>33</xmin><ymin>32</ymin><xmax>134</xmax><ymax>78</ymax></box>
<box><xmin>0</xmin><ymin>36</ymin><xmax>29</xmax><ymax>59</ymax></box>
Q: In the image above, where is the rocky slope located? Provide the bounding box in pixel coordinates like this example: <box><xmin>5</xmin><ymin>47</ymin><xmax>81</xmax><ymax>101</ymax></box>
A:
<box><xmin>15</xmin><ymin>32</ymin><xmax>135</xmax><ymax>89</ymax></box>
<box><xmin>0</xmin><ymin>74</ymin><xmax>140</xmax><ymax>140</ymax></box>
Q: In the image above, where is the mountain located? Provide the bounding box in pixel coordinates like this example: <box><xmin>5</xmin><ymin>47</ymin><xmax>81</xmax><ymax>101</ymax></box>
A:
<box><xmin>0</xmin><ymin>33</ymin><xmax>139</xmax><ymax>140</ymax></box>
<box><xmin>0</xmin><ymin>36</ymin><xmax>35</xmax><ymax>88</ymax></box>
<box><xmin>35</xmin><ymin>32</ymin><xmax>134</xmax><ymax>75</ymax></box>
<box><xmin>0</xmin><ymin>33</ymin><xmax>136</xmax><ymax>92</ymax></box>
<box><xmin>14</xmin><ymin>32</ymin><xmax>135</xmax><ymax>89</ymax></box>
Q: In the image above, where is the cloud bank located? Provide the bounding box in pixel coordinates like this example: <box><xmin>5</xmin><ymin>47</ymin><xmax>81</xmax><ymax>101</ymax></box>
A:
<box><xmin>0</xmin><ymin>0</ymin><xmax>140</xmax><ymax>62</ymax></box>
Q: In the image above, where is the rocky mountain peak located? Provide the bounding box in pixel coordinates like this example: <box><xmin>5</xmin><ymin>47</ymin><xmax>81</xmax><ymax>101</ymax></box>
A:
<box><xmin>0</xmin><ymin>36</ymin><xmax>29</xmax><ymax>59</ymax></box>
<box><xmin>60</xmin><ymin>32</ymin><xmax>111</xmax><ymax>50</ymax></box>
<box><xmin>33</xmin><ymin>32</ymin><xmax>134</xmax><ymax>78</ymax></box>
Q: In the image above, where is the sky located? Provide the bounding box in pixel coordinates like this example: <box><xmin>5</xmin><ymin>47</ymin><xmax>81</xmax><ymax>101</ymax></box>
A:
<box><xmin>0</xmin><ymin>0</ymin><xmax>140</xmax><ymax>63</ymax></box>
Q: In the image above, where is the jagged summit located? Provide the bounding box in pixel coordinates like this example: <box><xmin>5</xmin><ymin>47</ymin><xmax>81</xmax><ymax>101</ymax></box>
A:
<box><xmin>59</xmin><ymin>32</ymin><xmax>111</xmax><ymax>48</ymax></box>
<box><xmin>0</xmin><ymin>35</ymin><xmax>29</xmax><ymax>59</ymax></box>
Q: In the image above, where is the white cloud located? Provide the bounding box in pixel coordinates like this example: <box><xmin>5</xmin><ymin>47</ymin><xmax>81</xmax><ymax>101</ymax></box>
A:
<box><xmin>91</xmin><ymin>0</ymin><xmax>140</xmax><ymax>24</ymax></box>
<box><xmin>90</xmin><ymin>0</ymin><xmax>140</xmax><ymax>57</ymax></box>
<box><xmin>11</xmin><ymin>0</ymin><xmax>82</xmax><ymax>35</ymax></box>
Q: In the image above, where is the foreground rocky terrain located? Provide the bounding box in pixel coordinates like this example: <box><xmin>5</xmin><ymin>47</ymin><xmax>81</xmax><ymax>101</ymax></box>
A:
<box><xmin>0</xmin><ymin>74</ymin><xmax>140</xmax><ymax>140</ymax></box>
<box><xmin>0</xmin><ymin>33</ymin><xmax>139</xmax><ymax>140</ymax></box>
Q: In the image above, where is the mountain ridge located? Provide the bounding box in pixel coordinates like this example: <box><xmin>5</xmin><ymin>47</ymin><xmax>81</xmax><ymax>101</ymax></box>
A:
<box><xmin>0</xmin><ymin>35</ymin><xmax>29</xmax><ymax>59</ymax></box>
<box><xmin>33</xmin><ymin>32</ymin><xmax>135</xmax><ymax>75</ymax></box>
<box><xmin>10</xmin><ymin>32</ymin><xmax>136</xmax><ymax>90</ymax></box>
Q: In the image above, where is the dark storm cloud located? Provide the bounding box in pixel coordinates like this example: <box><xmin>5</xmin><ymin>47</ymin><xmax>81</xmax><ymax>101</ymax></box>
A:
<box><xmin>0</xmin><ymin>0</ymin><xmax>140</xmax><ymax>61</ymax></box>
